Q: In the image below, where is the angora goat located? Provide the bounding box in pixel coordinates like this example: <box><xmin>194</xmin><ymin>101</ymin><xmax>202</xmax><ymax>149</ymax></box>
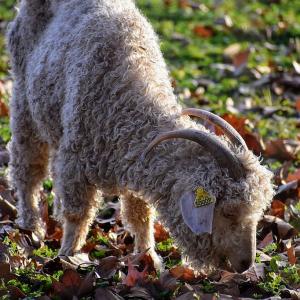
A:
<box><xmin>6</xmin><ymin>0</ymin><xmax>274</xmax><ymax>272</ymax></box>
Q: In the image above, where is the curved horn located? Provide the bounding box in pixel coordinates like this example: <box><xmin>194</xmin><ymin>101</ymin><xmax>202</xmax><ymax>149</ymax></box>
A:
<box><xmin>141</xmin><ymin>129</ymin><xmax>245</xmax><ymax>180</ymax></box>
<box><xmin>182</xmin><ymin>108</ymin><xmax>248</xmax><ymax>150</ymax></box>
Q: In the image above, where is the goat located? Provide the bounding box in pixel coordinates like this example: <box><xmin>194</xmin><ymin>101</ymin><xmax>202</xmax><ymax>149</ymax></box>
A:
<box><xmin>6</xmin><ymin>0</ymin><xmax>274</xmax><ymax>272</ymax></box>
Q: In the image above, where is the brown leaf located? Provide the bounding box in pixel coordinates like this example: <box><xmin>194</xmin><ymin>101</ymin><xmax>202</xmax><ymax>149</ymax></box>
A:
<box><xmin>169</xmin><ymin>266</ymin><xmax>196</xmax><ymax>282</ymax></box>
<box><xmin>276</xmin><ymin>180</ymin><xmax>299</xmax><ymax>195</ymax></box>
<box><xmin>252</xmin><ymin>263</ymin><xmax>265</xmax><ymax>280</ymax></box>
<box><xmin>0</xmin><ymin>263</ymin><xmax>17</xmax><ymax>282</ymax></box>
<box><xmin>215</xmin><ymin>271</ymin><xmax>245</xmax><ymax>297</ymax></box>
<box><xmin>178</xmin><ymin>0</ymin><xmax>189</xmax><ymax>9</ymax></box>
<box><xmin>232</xmin><ymin>49</ymin><xmax>250</xmax><ymax>68</ymax></box>
<box><xmin>217</xmin><ymin>114</ymin><xmax>264</xmax><ymax>154</ymax></box>
<box><xmin>8</xmin><ymin>286</ymin><xmax>26</xmax><ymax>300</ymax></box>
<box><xmin>8</xmin><ymin>230</ymin><xmax>34</xmax><ymax>255</ymax></box>
<box><xmin>123</xmin><ymin>259</ymin><xmax>148</xmax><ymax>287</ymax></box>
<box><xmin>193</xmin><ymin>25</ymin><xmax>214</xmax><ymax>38</ymax></box>
<box><xmin>271</xmin><ymin>200</ymin><xmax>285</xmax><ymax>218</ymax></box>
<box><xmin>257</xmin><ymin>231</ymin><xmax>273</xmax><ymax>249</ymax></box>
<box><xmin>61</xmin><ymin>269</ymin><xmax>82</xmax><ymax>287</ymax></box>
<box><xmin>163</xmin><ymin>0</ymin><xmax>172</xmax><ymax>6</ymax></box>
<box><xmin>263</xmin><ymin>215</ymin><xmax>298</xmax><ymax>240</ymax></box>
<box><xmin>219</xmin><ymin>270</ymin><xmax>247</xmax><ymax>284</ymax></box>
<box><xmin>78</xmin><ymin>272</ymin><xmax>95</xmax><ymax>297</ymax></box>
<box><xmin>72</xmin><ymin>252</ymin><xmax>93</xmax><ymax>264</ymax></box>
<box><xmin>286</xmin><ymin>242</ymin><xmax>297</xmax><ymax>265</ymax></box>
<box><xmin>154</xmin><ymin>222</ymin><xmax>170</xmax><ymax>242</ymax></box>
<box><xmin>0</xmin><ymin>196</ymin><xmax>17</xmax><ymax>220</ymax></box>
<box><xmin>175</xmin><ymin>291</ymin><xmax>203</xmax><ymax>300</ymax></box>
<box><xmin>243</xmin><ymin>132</ymin><xmax>265</xmax><ymax>154</ymax></box>
<box><xmin>95</xmin><ymin>287</ymin><xmax>123</xmax><ymax>300</ymax></box>
<box><xmin>52</xmin><ymin>269</ymin><xmax>83</xmax><ymax>299</ymax></box>
<box><xmin>296</xmin><ymin>97</ymin><xmax>300</xmax><ymax>112</ymax></box>
<box><xmin>82</xmin><ymin>241</ymin><xmax>97</xmax><ymax>253</ymax></box>
<box><xmin>264</xmin><ymin>139</ymin><xmax>300</xmax><ymax>161</ymax></box>
<box><xmin>0</xmin><ymin>100</ymin><xmax>9</xmax><ymax>117</ymax></box>
<box><xmin>96</xmin><ymin>256</ymin><xmax>122</xmax><ymax>279</ymax></box>
<box><xmin>218</xmin><ymin>114</ymin><xmax>249</xmax><ymax>136</ymax></box>
<box><xmin>287</xmin><ymin>169</ymin><xmax>300</xmax><ymax>182</ymax></box>
<box><xmin>46</xmin><ymin>225</ymin><xmax>63</xmax><ymax>241</ymax></box>
<box><xmin>123</xmin><ymin>286</ymin><xmax>154</xmax><ymax>299</ymax></box>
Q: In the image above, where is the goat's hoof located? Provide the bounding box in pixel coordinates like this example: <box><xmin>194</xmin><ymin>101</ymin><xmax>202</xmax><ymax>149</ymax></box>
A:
<box><xmin>150</xmin><ymin>252</ymin><xmax>164</xmax><ymax>272</ymax></box>
<box><xmin>58</xmin><ymin>247</ymin><xmax>75</xmax><ymax>257</ymax></box>
<box><xmin>16</xmin><ymin>218</ymin><xmax>46</xmax><ymax>241</ymax></box>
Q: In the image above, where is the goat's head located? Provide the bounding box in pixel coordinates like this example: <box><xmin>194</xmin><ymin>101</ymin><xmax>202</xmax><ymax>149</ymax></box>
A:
<box><xmin>142</xmin><ymin>108</ymin><xmax>274</xmax><ymax>273</ymax></box>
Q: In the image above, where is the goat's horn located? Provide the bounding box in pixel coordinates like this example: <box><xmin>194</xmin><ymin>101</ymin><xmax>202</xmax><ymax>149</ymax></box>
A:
<box><xmin>141</xmin><ymin>129</ymin><xmax>245</xmax><ymax>180</ymax></box>
<box><xmin>182</xmin><ymin>108</ymin><xmax>248</xmax><ymax>150</ymax></box>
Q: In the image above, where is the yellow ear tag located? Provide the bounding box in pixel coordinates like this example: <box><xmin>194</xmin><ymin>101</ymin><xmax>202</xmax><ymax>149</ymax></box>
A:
<box><xmin>194</xmin><ymin>187</ymin><xmax>216</xmax><ymax>208</ymax></box>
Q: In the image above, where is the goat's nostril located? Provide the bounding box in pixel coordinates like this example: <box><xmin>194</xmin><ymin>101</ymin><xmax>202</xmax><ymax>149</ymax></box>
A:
<box><xmin>240</xmin><ymin>259</ymin><xmax>252</xmax><ymax>271</ymax></box>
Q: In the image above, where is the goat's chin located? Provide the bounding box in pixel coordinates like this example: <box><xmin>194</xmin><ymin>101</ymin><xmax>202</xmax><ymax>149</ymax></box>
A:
<box><xmin>216</xmin><ymin>257</ymin><xmax>235</xmax><ymax>273</ymax></box>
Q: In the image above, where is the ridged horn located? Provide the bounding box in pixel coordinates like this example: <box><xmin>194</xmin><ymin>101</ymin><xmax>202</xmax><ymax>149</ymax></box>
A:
<box><xmin>182</xmin><ymin>108</ymin><xmax>248</xmax><ymax>150</ymax></box>
<box><xmin>141</xmin><ymin>129</ymin><xmax>245</xmax><ymax>180</ymax></box>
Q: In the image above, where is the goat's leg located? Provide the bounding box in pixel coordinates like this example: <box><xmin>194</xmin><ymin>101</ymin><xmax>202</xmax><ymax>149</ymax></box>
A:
<box><xmin>120</xmin><ymin>193</ymin><xmax>162</xmax><ymax>270</ymax></box>
<box><xmin>9</xmin><ymin>110</ymin><xmax>49</xmax><ymax>239</ymax></box>
<box><xmin>54</xmin><ymin>150</ymin><xmax>99</xmax><ymax>256</ymax></box>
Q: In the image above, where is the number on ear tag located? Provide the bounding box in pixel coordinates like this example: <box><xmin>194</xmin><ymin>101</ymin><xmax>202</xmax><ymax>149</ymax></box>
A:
<box><xmin>180</xmin><ymin>188</ymin><xmax>216</xmax><ymax>234</ymax></box>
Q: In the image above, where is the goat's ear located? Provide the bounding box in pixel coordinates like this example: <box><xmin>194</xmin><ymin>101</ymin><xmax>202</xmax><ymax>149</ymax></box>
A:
<box><xmin>179</xmin><ymin>188</ymin><xmax>216</xmax><ymax>234</ymax></box>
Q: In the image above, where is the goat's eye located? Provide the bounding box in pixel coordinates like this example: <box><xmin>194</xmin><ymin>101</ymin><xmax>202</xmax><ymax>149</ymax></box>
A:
<box><xmin>223</xmin><ymin>212</ymin><xmax>235</xmax><ymax>219</ymax></box>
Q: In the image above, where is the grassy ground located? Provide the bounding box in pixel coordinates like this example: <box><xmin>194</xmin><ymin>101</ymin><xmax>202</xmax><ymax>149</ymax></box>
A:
<box><xmin>0</xmin><ymin>0</ymin><xmax>299</xmax><ymax>299</ymax></box>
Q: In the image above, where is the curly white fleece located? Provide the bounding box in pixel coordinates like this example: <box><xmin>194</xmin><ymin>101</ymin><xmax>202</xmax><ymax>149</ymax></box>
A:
<box><xmin>6</xmin><ymin>0</ymin><xmax>274</xmax><ymax>271</ymax></box>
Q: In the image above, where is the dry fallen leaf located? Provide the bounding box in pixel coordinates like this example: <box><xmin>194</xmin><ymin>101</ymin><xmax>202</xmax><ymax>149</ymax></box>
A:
<box><xmin>0</xmin><ymin>100</ymin><xmax>9</xmax><ymax>117</ymax></box>
<box><xmin>257</xmin><ymin>231</ymin><xmax>273</xmax><ymax>249</ymax></box>
<box><xmin>286</xmin><ymin>169</ymin><xmax>300</xmax><ymax>182</ymax></box>
<box><xmin>286</xmin><ymin>244</ymin><xmax>297</xmax><ymax>265</ymax></box>
<box><xmin>271</xmin><ymin>200</ymin><xmax>285</xmax><ymax>218</ymax></box>
<box><xmin>95</xmin><ymin>287</ymin><xmax>123</xmax><ymax>300</ymax></box>
<box><xmin>123</xmin><ymin>259</ymin><xmax>148</xmax><ymax>287</ymax></box>
<box><xmin>178</xmin><ymin>0</ymin><xmax>189</xmax><ymax>9</ymax></box>
<box><xmin>96</xmin><ymin>256</ymin><xmax>122</xmax><ymax>279</ymax></box>
<box><xmin>52</xmin><ymin>269</ymin><xmax>82</xmax><ymax>299</ymax></box>
<box><xmin>264</xmin><ymin>139</ymin><xmax>300</xmax><ymax>161</ymax></box>
<box><xmin>154</xmin><ymin>222</ymin><xmax>170</xmax><ymax>242</ymax></box>
<box><xmin>170</xmin><ymin>265</ymin><xmax>196</xmax><ymax>282</ymax></box>
<box><xmin>193</xmin><ymin>25</ymin><xmax>214</xmax><ymax>38</ymax></box>
<box><xmin>296</xmin><ymin>97</ymin><xmax>300</xmax><ymax>112</ymax></box>
<box><xmin>232</xmin><ymin>49</ymin><xmax>250</xmax><ymax>69</ymax></box>
<box><xmin>263</xmin><ymin>215</ymin><xmax>298</xmax><ymax>240</ymax></box>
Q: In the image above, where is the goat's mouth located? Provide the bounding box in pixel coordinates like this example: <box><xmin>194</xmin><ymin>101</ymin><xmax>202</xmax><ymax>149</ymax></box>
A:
<box><xmin>218</xmin><ymin>256</ymin><xmax>252</xmax><ymax>274</ymax></box>
<box><xmin>217</xmin><ymin>256</ymin><xmax>235</xmax><ymax>272</ymax></box>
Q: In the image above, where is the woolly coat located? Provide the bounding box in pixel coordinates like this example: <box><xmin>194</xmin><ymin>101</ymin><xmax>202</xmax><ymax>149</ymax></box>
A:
<box><xmin>7</xmin><ymin>0</ymin><xmax>274</xmax><ymax>270</ymax></box>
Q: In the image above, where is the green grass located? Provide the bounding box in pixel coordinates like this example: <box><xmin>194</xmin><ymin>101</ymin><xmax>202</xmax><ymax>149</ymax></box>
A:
<box><xmin>136</xmin><ymin>0</ymin><xmax>299</xmax><ymax>139</ymax></box>
<box><xmin>0</xmin><ymin>0</ymin><xmax>299</xmax><ymax>298</ymax></box>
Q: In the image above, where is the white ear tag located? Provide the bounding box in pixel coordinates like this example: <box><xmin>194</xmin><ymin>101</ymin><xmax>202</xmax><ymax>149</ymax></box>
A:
<box><xmin>180</xmin><ymin>187</ymin><xmax>216</xmax><ymax>234</ymax></box>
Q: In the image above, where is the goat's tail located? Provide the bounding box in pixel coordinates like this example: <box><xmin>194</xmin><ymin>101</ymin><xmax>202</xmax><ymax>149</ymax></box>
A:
<box><xmin>24</xmin><ymin>0</ymin><xmax>51</xmax><ymax>11</ymax></box>
<box><xmin>22</xmin><ymin>0</ymin><xmax>53</xmax><ymax>19</ymax></box>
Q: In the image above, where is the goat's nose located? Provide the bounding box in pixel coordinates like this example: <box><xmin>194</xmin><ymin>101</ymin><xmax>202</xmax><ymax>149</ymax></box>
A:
<box><xmin>239</xmin><ymin>259</ymin><xmax>252</xmax><ymax>273</ymax></box>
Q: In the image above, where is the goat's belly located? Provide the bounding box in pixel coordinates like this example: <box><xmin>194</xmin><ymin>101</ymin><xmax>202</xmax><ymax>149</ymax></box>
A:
<box><xmin>29</xmin><ymin>98</ymin><xmax>63</xmax><ymax>147</ymax></box>
<box><xmin>26</xmin><ymin>54</ymin><xmax>65</xmax><ymax>146</ymax></box>
<box><xmin>26</xmin><ymin>76</ymin><xmax>63</xmax><ymax>146</ymax></box>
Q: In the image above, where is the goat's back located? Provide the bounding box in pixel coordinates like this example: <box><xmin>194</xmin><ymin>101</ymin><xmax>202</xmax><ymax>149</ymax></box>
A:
<box><xmin>8</xmin><ymin>0</ymin><xmax>173</xmax><ymax>147</ymax></box>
